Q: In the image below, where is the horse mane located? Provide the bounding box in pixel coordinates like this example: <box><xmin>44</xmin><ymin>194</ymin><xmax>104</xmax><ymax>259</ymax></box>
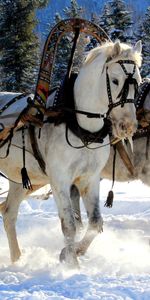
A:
<box><xmin>84</xmin><ymin>41</ymin><xmax>142</xmax><ymax>67</ymax></box>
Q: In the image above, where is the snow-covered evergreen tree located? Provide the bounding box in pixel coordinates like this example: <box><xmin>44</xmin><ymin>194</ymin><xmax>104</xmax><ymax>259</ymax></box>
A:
<box><xmin>50</xmin><ymin>12</ymin><xmax>72</xmax><ymax>87</ymax></box>
<box><xmin>63</xmin><ymin>0</ymin><xmax>84</xmax><ymax>18</ymax></box>
<box><xmin>103</xmin><ymin>0</ymin><xmax>133</xmax><ymax>43</ymax></box>
<box><xmin>63</xmin><ymin>0</ymin><xmax>87</xmax><ymax>73</ymax></box>
<box><xmin>50</xmin><ymin>0</ymin><xmax>87</xmax><ymax>87</ymax></box>
<box><xmin>0</xmin><ymin>0</ymin><xmax>48</xmax><ymax>92</ymax></box>
<box><xmin>99</xmin><ymin>2</ymin><xmax>112</xmax><ymax>36</ymax></box>
<box><xmin>141</xmin><ymin>6</ymin><xmax>150</xmax><ymax>77</ymax></box>
<box><xmin>84</xmin><ymin>13</ymin><xmax>100</xmax><ymax>51</ymax></box>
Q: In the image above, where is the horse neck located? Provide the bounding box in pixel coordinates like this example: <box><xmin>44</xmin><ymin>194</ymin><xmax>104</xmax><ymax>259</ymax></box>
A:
<box><xmin>74</xmin><ymin>55</ymin><xmax>108</xmax><ymax>132</ymax></box>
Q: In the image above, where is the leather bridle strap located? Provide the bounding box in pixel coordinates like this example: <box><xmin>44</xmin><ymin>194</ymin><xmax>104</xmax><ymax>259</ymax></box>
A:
<box><xmin>106</xmin><ymin>60</ymin><xmax>138</xmax><ymax>116</ymax></box>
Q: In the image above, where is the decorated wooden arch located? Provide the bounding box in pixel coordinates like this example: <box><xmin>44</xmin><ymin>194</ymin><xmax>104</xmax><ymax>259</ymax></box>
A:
<box><xmin>32</xmin><ymin>18</ymin><xmax>110</xmax><ymax>117</ymax></box>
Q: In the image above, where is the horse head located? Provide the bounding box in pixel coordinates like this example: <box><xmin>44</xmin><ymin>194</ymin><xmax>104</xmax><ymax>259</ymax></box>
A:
<box><xmin>74</xmin><ymin>40</ymin><xmax>142</xmax><ymax>143</ymax></box>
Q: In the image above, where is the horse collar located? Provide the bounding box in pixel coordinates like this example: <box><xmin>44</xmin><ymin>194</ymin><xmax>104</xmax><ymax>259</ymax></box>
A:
<box><xmin>57</xmin><ymin>73</ymin><xmax>112</xmax><ymax>146</ymax></box>
<box><xmin>66</xmin><ymin>117</ymin><xmax>112</xmax><ymax>147</ymax></box>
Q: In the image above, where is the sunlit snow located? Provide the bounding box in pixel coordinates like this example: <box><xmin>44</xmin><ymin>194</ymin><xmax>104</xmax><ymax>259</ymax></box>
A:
<box><xmin>0</xmin><ymin>178</ymin><xmax>150</xmax><ymax>299</ymax></box>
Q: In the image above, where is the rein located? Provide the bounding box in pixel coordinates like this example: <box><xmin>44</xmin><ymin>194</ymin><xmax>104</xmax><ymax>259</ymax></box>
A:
<box><xmin>0</xmin><ymin>93</ymin><xmax>29</xmax><ymax>117</ymax></box>
<box><xmin>0</xmin><ymin>171</ymin><xmax>21</xmax><ymax>185</ymax></box>
<box><xmin>29</xmin><ymin>100</ymin><xmax>107</xmax><ymax>120</ymax></box>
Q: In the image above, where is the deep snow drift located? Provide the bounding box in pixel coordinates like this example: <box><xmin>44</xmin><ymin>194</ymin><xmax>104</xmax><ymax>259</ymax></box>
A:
<box><xmin>0</xmin><ymin>178</ymin><xmax>150</xmax><ymax>299</ymax></box>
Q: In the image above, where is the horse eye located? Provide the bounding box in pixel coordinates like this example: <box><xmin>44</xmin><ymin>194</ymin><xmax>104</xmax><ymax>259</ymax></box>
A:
<box><xmin>112</xmin><ymin>79</ymin><xmax>119</xmax><ymax>85</ymax></box>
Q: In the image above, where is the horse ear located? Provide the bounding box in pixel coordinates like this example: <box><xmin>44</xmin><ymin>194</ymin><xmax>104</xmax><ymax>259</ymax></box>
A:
<box><xmin>112</xmin><ymin>41</ymin><xmax>121</xmax><ymax>58</ymax></box>
<box><xmin>134</xmin><ymin>40</ymin><xmax>142</xmax><ymax>53</ymax></box>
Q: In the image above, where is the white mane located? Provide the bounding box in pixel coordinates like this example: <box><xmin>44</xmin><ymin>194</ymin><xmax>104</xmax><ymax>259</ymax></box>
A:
<box><xmin>84</xmin><ymin>41</ymin><xmax>142</xmax><ymax>67</ymax></box>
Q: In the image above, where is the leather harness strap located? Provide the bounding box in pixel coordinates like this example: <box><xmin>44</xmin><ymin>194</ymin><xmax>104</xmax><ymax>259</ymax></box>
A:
<box><xmin>115</xmin><ymin>141</ymin><xmax>134</xmax><ymax>176</ymax></box>
<box><xmin>28</xmin><ymin>125</ymin><xmax>46</xmax><ymax>175</ymax></box>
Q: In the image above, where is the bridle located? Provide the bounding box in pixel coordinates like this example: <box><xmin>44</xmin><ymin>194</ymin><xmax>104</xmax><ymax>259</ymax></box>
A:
<box><xmin>106</xmin><ymin>59</ymin><xmax>138</xmax><ymax>116</ymax></box>
<box><xmin>51</xmin><ymin>59</ymin><xmax>140</xmax><ymax>148</ymax></box>
<box><xmin>64</xmin><ymin>59</ymin><xmax>139</xmax><ymax>122</ymax></box>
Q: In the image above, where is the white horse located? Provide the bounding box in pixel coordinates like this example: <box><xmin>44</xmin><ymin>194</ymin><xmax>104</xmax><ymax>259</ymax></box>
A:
<box><xmin>101</xmin><ymin>78</ymin><xmax>150</xmax><ymax>184</ymax></box>
<box><xmin>0</xmin><ymin>40</ymin><xmax>142</xmax><ymax>267</ymax></box>
<box><xmin>70</xmin><ymin>79</ymin><xmax>150</xmax><ymax>228</ymax></box>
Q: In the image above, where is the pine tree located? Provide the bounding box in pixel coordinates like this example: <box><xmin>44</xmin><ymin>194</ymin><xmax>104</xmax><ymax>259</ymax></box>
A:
<box><xmin>99</xmin><ymin>2</ymin><xmax>112</xmax><ymax>36</ymax></box>
<box><xmin>85</xmin><ymin>13</ymin><xmax>100</xmax><ymax>51</ymax></box>
<box><xmin>50</xmin><ymin>12</ymin><xmax>72</xmax><ymax>87</ymax></box>
<box><xmin>141</xmin><ymin>7</ymin><xmax>150</xmax><ymax>77</ymax></box>
<box><xmin>63</xmin><ymin>0</ymin><xmax>84</xmax><ymax>18</ymax></box>
<box><xmin>63</xmin><ymin>0</ymin><xmax>87</xmax><ymax>73</ymax></box>
<box><xmin>0</xmin><ymin>0</ymin><xmax>48</xmax><ymax>92</ymax></box>
<box><xmin>103</xmin><ymin>0</ymin><xmax>133</xmax><ymax>43</ymax></box>
<box><xmin>86</xmin><ymin>4</ymin><xmax>112</xmax><ymax>51</ymax></box>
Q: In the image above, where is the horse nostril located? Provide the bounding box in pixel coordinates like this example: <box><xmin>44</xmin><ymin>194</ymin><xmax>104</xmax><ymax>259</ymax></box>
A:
<box><xmin>126</xmin><ymin>122</ymin><xmax>137</xmax><ymax>135</ymax></box>
<box><xmin>119</xmin><ymin>122</ymin><xmax>126</xmax><ymax>131</ymax></box>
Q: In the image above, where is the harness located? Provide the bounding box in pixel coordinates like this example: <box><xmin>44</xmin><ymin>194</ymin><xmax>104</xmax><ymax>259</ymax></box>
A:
<box><xmin>106</xmin><ymin>60</ymin><xmax>138</xmax><ymax>114</ymax></box>
<box><xmin>0</xmin><ymin>59</ymin><xmax>139</xmax><ymax>166</ymax></box>
<box><xmin>50</xmin><ymin>58</ymin><xmax>138</xmax><ymax>148</ymax></box>
<box><xmin>0</xmin><ymin>93</ymin><xmax>29</xmax><ymax>140</ymax></box>
<box><xmin>134</xmin><ymin>79</ymin><xmax>150</xmax><ymax>139</ymax></box>
<box><xmin>0</xmin><ymin>18</ymin><xmax>140</xmax><ymax>191</ymax></box>
<box><xmin>136</xmin><ymin>79</ymin><xmax>150</xmax><ymax>110</ymax></box>
<box><xmin>54</xmin><ymin>73</ymin><xmax>112</xmax><ymax>148</ymax></box>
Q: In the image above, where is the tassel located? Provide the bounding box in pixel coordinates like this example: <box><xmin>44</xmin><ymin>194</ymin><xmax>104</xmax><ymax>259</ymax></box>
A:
<box><xmin>104</xmin><ymin>190</ymin><xmax>114</xmax><ymax>208</ymax></box>
<box><xmin>21</xmin><ymin>167</ymin><xmax>32</xmax><ymax>190</ymax></box>
<box><xmin>104</xmin><ymin>146</ymin><xmax>116</xmax><ymax>208</ymax></box>
<box><xmin>21</xmin><ymin>127</ymin><xmax>32</xmax><ymax>190</ymax></box>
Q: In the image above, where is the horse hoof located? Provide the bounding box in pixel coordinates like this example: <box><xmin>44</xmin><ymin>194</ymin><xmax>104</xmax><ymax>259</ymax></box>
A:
<box><xmin>11</xmin><ymin>250</ymin><xmax>21</xmax><ymax>263</ymax></box>
<box><xmin>75</xmin><ymin>244</ymin><xmax>86</xmax><ymax>257</ymax></box>
<box><xmin>59</xmin><ymin>247</ymin><xmax>79</xmax><ymax>268</ymax></box>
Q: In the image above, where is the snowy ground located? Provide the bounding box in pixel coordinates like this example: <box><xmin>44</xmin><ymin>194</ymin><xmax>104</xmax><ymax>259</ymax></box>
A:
<box><xmin>0</xmin><ymin>178</ymin><xmax>150</xmax><ymax>300</ymax></box>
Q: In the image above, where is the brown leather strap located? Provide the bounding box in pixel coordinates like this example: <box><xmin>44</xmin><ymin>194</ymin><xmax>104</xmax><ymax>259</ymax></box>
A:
<box><xmin>115</xmin><ymin>140</ymin><xmax>134</xmax><ymax>176</ymax></box>
<box><xmin>29</xmin><ymin>125</ymin><xmax>46</xmax><ymax>175</ymax></box>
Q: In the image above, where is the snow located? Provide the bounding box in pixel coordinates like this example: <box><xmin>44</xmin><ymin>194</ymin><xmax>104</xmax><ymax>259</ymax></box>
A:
<box><xmin>0</xmin><ymin>178</ymin><xmax>150</xmax><ymax>299</ymax></box>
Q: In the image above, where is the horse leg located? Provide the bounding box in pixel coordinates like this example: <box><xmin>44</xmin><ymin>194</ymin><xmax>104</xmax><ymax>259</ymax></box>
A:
<box><xmin>0</xmin><ymin>182</ymin><xmax>41</xmax><ymax>262</ymax></box>
<box><xmin>75</xmin><ymin>179</ymin><xmax>103</xmax><ymax>256</ymax></box>
<box><xmin>51</xmin><ymin>184</ymin><xmax>78</xmax><ymax>267</ymax></box>
<box><xmin>70</xmin><ymin>184</ymin><xmax>83</xmax><ymax>230</ymax></box>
